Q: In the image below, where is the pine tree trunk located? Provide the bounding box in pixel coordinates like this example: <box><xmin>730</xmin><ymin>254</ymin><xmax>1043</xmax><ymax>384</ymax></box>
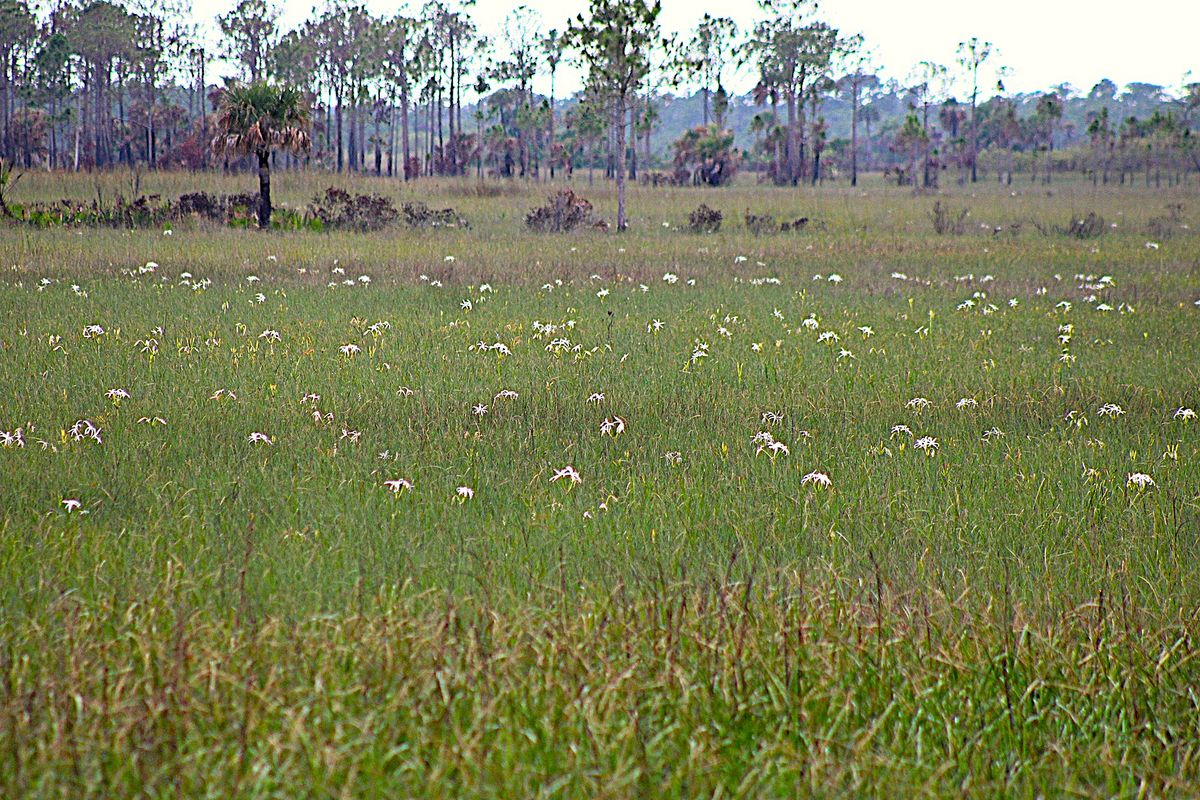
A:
<box><xmin>850</xmin><ymin>82</ymin><xmax>858</xmax><ymax>187</ymax></box>
<box><xmin>616</xmin><ymin>97</ymin><xmax>627</xmax><ymax>232</ymax></box>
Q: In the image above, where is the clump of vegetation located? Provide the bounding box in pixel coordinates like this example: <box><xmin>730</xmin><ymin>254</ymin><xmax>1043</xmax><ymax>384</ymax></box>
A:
<box><xmin>672</xmin><ymin>124</ymin><xmax>738</xmax><ymax>187</ymax></box>
<box><xmin>1058</xmin><ymin>211</ymin><xmax>1108</xmax><ymax>239</ymax></box>
<box><xmin>11</xmin><ymin>194</ymin><xmax>176</xmax><ymax>228</ymax></box>
<box><xmin>1146</xmin><ymin>203</ymin><xmax>1185</xmax><ymax>239</ymax></box>
<box><xmin>930</xmin><ymin>201</ymin><xmax>969</xmax><ymax>235</ymax></box>
<box><xmin>401</xmin><ymin>200</ymin><xmax>469</xmax><ymax>229</ymax></box>
<box><xmin>687</xmin><ymin>203</ymin><xmax>722</xmax><ymax>233</ymax></box>
<box><xmin>307</xmin><ymin>187</ymin><xmax>400</xmax><ymax>232</ymax></box>
<box><xmin>745</xmin><ymin>210</ymin><xmax>811</xmax><ymax>234</ymax></box>
<box><xmin>744</xmin><ymin>210</ymin><xmax>777</xmax><ymax>235</ymax></box>
<box><xmin>176</xmin><ymin>191</ymin><xmax>262</xmax><ymax>222</ymax></box>
<box><xmin>525</xmin><ymin>189</ymin><xmax>606</xmax><ymax>233</ymax></box>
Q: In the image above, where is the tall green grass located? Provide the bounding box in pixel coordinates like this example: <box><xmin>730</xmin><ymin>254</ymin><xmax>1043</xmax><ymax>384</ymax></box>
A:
<box><xmin>1</xmin><ymin>176</ymin><xmax>1198</xmax><ymax>796</ymax></box>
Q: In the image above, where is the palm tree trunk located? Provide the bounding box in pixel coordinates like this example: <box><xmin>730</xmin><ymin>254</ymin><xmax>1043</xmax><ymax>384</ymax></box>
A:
<box><xmin>257</xmin><ymin>147</ymin><xmax>271</xmax><ymax>229</ymax></box>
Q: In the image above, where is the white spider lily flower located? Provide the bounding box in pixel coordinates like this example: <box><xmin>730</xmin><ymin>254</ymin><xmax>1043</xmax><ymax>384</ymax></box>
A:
<box><xmin>801</xmin><ymin>316</ymin><xmax>820</xmax><ymax>330</ymax></box>
<box><xmin>82</xmin><ymin>324</ymin><xmax>106</xmax><ymax>339</ymax></box>
<box><xmin>68</xmin><ymin>419</ymin><xmax>103</xmax><ymax>443</ymax></box>
<box><xmin>857</xmin><ymin>326</ymin><xmax>874</xmax><ymax>337</ymax></box>
<box><xmin>1174</xmin><ymin>407</ymin><xmax>1196</xmax><ymax>421</ymax></box>
<box><xmin>246</xmin><ymin>432</ymin><xmax>273</xmax><ymax>445</ymax></box>
<box><xmin>600</xmin><ymin>416</ymin><xmax>626</xmax><ymax>437</ymax></box>
<box><xmin>551</xmin><ymin>465</ymin><xmax>582</xmax><ymax>485</ymax></box>
<box><xmin>62</xmin><ymin>498</ymin><xmax>82</xmax><ymax>513</ymax></box>
<box><xmin>956</xmin><ymin>398</ymin><xmax>978</xmax><ymax>410</ymax></box>
<box><xmin>461</xmin><ymin>299</ymin><xmax>473</xmax><ymax>311</ymax></box>
<box><xmin>456</xmin><ymin>486</ymin><xmax>475</xmax><ymax>500</ymax></box>
<box><xmin>136</xmin><ymin>416</ymin><xmax>167</xmax><ymax>426</ymax></box>
<box><xmin>210</xmin><ymin>389</ymin><xmax>238</xmax><ymax>401</ymax></box>
<box><xmin>906</xmin><ymin>397</ymin><xmax>932</xmax><ymax>412</ymax></box>
<box><xmin>472</xmin><ymin>404</ymin><xmax>488</xmax><ymax>417</ymax></box>
<box><xmin>0</xmin><ymin>429</ymin><xmax>24</xmax><ymax>448</ymax></box>
<box><xmin>494</xmin><ymin>390</ymin><xmax>519</xmax><ymax>401</ymax></box>
<box><xmin>761</xmin><ymin>411</ymin><xmax>784</xmax><ymax>425</ymax></box>
<box><xmin>663</xmin><ymin>272</ymin><xmax>679</xmax><ymax>284</ymax></box>
<box><xmin>1126</xmin><ymin>472</ymin><xmax>1155</xmax><ymax>490</ymax></box>
<box><xmin>397</xmin><ymin>387</ymin><xmax>415</xmax><ymax>397</ymax></box>
<box><xmin>596</xmin><ymin>288</ymin><xmax>609</xmax><ymax>299</ymax></box>
<box><xmin>982</xmin><ymin>427</ymin><xmax>1005</xmax><ymax>441</ymax></box>
<box><xmin>801</xmin><ymin>471</ymin><xmax>832</xmax><ymax>488</ymax></box>
<box><xmin>105</xmin><ymin>388</ymin><xmax>130</xmax><ymax>401</ymax></box>
<box><xmin>339</xmin><ymin>343</ymin><xmax>361</xmax><ymax>357</ymax></box>
<box><xmin>827</xmin><ymin>273</ymin><xmax>842</xmax><ymax>284</ymax></box>
<box><xmin>837</xmin><ymin>349</ymin><xmax>855</xmax><ymax>360</ymax></box>
<box><xmin>890</xmin><ymin>424</ymin><xmax>913</xmax><ymax>438</ymax></box>
<box><xmin>1097</xmin><ymin>403</ymin><xmax>1124</xmax><ymax>418</ymax></box>
<box><xmin>586</xmin><ymin>393</ymin><xmax>605</xmax><ymax>405</ymax></box>
<box><xmin>914</xmin><ymin>436</ymin><xmax>939</xmax><ymax>454</ymax></box>
<box><xmin>258</xmin><ymin>329</ymin><xmax>281</xmax><ymax>342</ymax></box>
<box><xmin>339</xmin><ymin>428</ymin><xmax>362</xmax><ymax>443</ymax></box>
<box><xmin>383</xmin><ymin>477</ymin><xmax>414</xmax><ymax>493</ymax></box>
<box><xmin>252</xmin><ymin>293</ymin><xmax>266</xmax><ymax>304</ymax></box>
<box><xmin>768</xmin><ymin>440</ymin><xmax>790</xmax><ymax>456</ymax></box>
<box><xmin>664</xmin><ymin>451</ymin><xmax>683</xmax><ymax>465</ymax></box>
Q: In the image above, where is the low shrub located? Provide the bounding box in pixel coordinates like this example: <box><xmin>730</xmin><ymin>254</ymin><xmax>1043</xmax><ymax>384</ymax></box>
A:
<box><xmin>687</xmin><ymin>204</ymin><xmax>722</xmax><ymax>233</ymax></box>
<box><xmin>525</xmin><ymin>189</ymin><xmax>606</xmax><ymax>233</ymax></box>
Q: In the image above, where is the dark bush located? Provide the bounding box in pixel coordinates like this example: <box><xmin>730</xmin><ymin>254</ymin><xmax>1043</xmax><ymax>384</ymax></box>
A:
<box><xmin>525</xmin><ymin>189</ymin><xmax>606</xmax><ymax>233</ymax></box>
<box><xmin>744</xmin><ymin>210</ymin><xmax>777</xmax><ymax>235</ymax></box>
<box><xmin>175</xmin><ymin>191</ymin><xmax>259</xmax><ymax>223</ymax></box>
<box><xmin>401</xmin><ymin>200</ymin><xmax>469</xmax><ymax>229</ymax></box>
<box><xmin>687</xmin><ymin>204</ymin><xmax>722</xmax><ymax>233</ymax></box>
<box><xmin>307</xmin><ymin>187</ymin><xmax>400</xmax><ymax>232</ymax></box>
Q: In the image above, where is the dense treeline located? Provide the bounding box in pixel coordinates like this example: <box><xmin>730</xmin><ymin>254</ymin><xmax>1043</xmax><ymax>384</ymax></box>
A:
<box><xmin>0</xmin><ymin>0</ymin><xmax>1197</xmax><ymax>188</ymax></box>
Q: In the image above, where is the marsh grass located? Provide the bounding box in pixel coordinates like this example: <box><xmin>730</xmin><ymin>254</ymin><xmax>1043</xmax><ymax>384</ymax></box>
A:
<box><xmin>1</xmin><ymin>172</ymin><xmax>1199</xmax><ymax>796</ymax></box>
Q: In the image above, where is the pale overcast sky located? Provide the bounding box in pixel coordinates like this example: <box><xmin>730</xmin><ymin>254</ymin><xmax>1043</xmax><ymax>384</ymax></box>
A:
<box><xmin>192</xmin><ymin>0</ymin><xmax>1198</xmax><ymax>99</ymax></box>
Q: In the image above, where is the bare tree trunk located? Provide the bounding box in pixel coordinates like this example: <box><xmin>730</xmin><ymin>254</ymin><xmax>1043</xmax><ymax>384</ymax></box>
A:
<box><xmin>400</xmin><ymin>89</ymin><xmax>410</xmax><ymax>180</ymax></box>
<box><xmin>850</xmin><ymin>81</ymin><xmax>859</xmax><ymax>187</ymax></box>
<box><xmin>786</xmin><ymin>94</ymin><xmax>798</xmax><ymax>184</ymax></box>
<box><xmin>616</xmin><ymin>98</ymin><xmax>627</xmax><ymax>231</ymax></box>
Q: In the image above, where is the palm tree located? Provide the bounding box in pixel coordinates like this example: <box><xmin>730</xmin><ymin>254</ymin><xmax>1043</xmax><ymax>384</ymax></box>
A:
<box><xmin>211</xmin><ymin>81</ymin><xmax>311</xmax><ymax>229</ymax></box>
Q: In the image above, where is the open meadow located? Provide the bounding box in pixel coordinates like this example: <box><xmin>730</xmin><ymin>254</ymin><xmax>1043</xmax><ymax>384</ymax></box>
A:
<box><xmin>2</xmin><ymin>173</ymin><xmax>1200</xmax><ymax>797</ymax></box>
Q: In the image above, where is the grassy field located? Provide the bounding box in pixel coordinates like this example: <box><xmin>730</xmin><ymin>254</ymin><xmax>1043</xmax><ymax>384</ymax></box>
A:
<box><xmin>2</xmin><ymin>172</ymin><xmax>1199</xmax><ymax>797</ymax></box>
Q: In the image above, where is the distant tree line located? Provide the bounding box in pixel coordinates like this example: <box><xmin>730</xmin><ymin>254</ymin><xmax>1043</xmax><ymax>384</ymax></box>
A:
<box><xmin>0</xmin><ymin>0</ymin><xmax>1196</xmax><ymax>189</ymax></box>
